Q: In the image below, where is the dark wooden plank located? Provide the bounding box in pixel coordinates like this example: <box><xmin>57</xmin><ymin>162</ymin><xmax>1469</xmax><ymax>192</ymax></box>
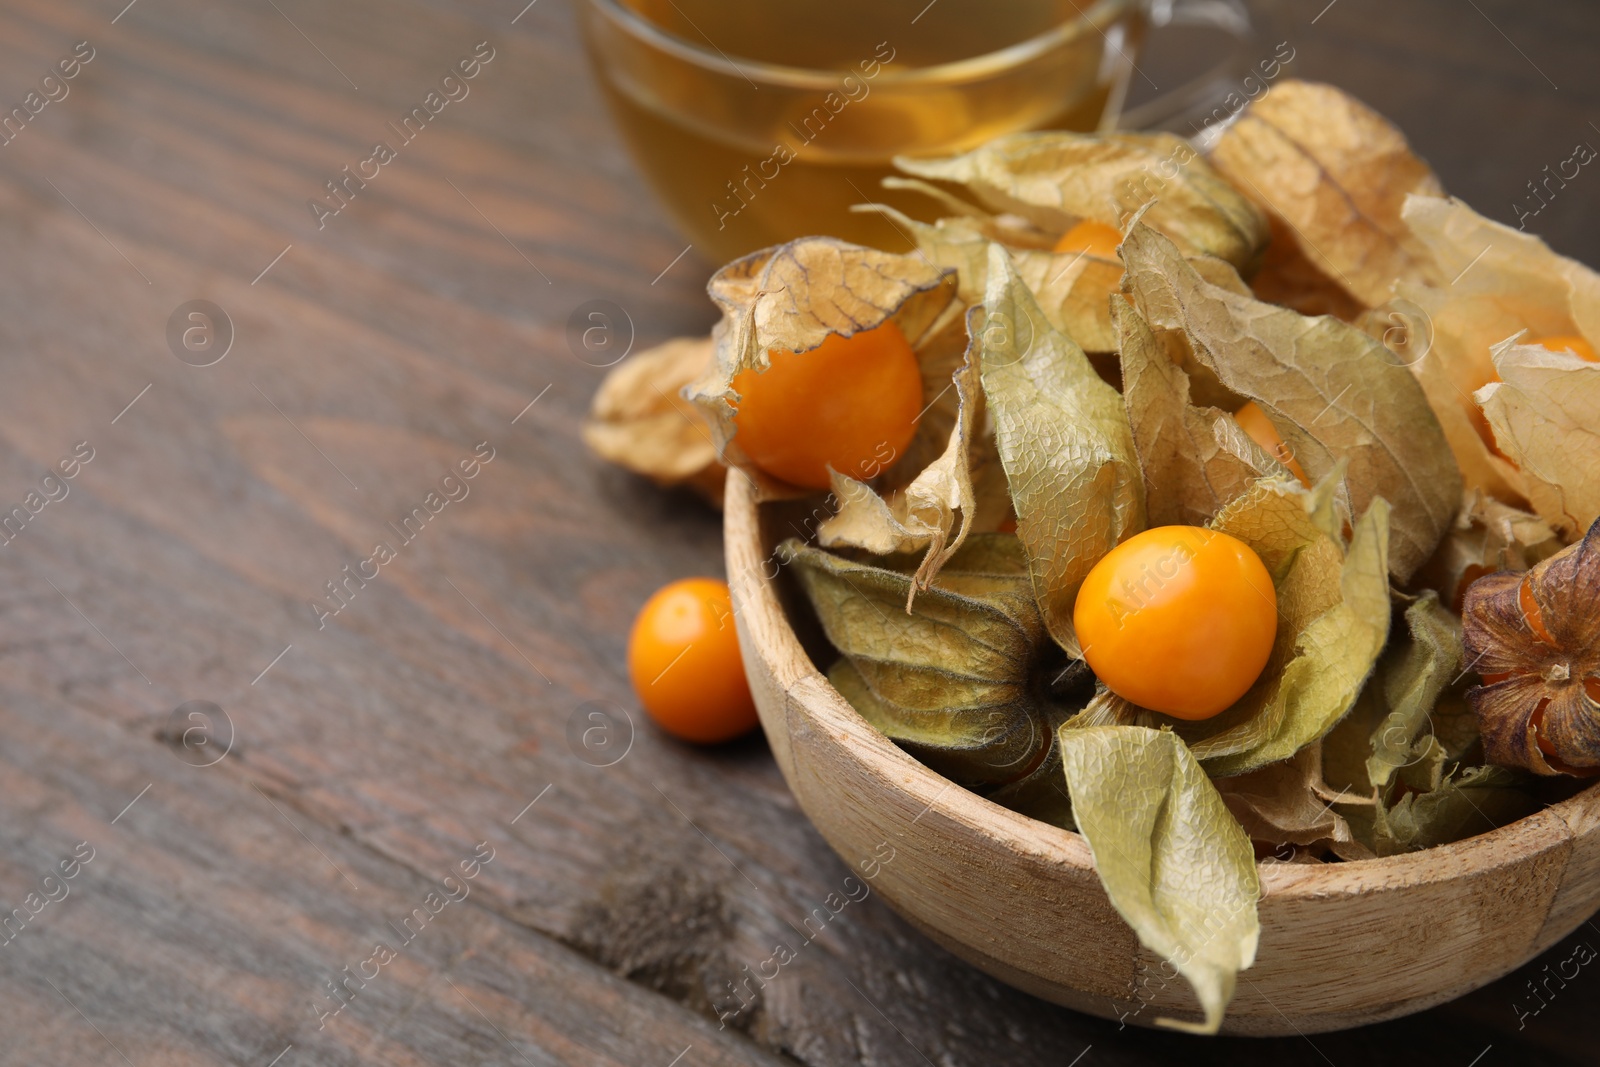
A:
<box><xmin>0</xmin><ymin>1</ymin><xmax>1597</xmax><ymax>1065</ymax></box>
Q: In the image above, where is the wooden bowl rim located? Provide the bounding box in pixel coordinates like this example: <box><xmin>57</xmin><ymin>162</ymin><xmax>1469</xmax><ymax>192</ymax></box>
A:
<box><xmin>728</xmin><ymin>475</ymin><xmax>1600</xmax><ymax>900</ymax></box>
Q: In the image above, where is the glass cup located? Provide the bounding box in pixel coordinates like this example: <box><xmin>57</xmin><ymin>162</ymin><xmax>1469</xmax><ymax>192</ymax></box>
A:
<box><xmin>580</xmin><ymin>0</ymin><xmax>1253</xmax><ymax>265</ymax></box>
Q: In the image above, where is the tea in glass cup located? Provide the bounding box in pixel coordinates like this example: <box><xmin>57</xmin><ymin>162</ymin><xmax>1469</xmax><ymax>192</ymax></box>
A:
<box><xmin>580</xmin><ymin>0</ymin><xmax>1153</xmax><ymax>262</ymax></box>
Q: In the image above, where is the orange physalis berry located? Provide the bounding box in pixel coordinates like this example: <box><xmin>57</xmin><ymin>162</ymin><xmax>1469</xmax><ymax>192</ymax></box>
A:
<box><xmin>1533</xmin><ymin>334</ymin><xmax>1598</xmax><ymax>362</ymax></box>
<box><xmin>1233</xmin><ymin>401</ymin><xmax>1310</xmax><ymax>487</ymax></box>
<box><xmin>1074</xmin><ymin>526</ymin><xmax>1278</xmax><ymax>720</ymax></box>
<box><xmin>731</xmin><ymin>321</ymin><xmax>923</xmax><ymax>490</ymax></box>
<box><xmin>1053</xmin><ymin>220</ymin><xmax>1123</xmax><ymax>260</ymax></box>
<box><xmin>628</xmin><ymin>578</ymin><xmax>759</xmax><ymax>744</ymax></box>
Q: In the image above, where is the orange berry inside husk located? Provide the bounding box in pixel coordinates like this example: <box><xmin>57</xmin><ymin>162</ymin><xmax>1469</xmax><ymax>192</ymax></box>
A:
<box><xmin>1519</xmin><ymin>575</ymin><xmax>1556</xmax><ymax>646</ymax></box>
<box><xmin>731</xmin><ymin>320</ymin><xmax>923</xmax><ymax>490</ymax></box>
<box><xmin>1470</xmin><ymin>334</ymin><xmax>1597</xmax><ymax>455</ymax></box>
<box><xmin>1053</xmin><ymin>220</ymin><xmax>1123</xmax><ymax>259</ymax></box>
<box><xmin>1534</xmin><ymin>334</ymin><xmax>1598</xmax><ymax>362</ymax></box>
<box><xmin>628</xmin><ymin>578</ymin><xmax>759</xmax><ymax>744</ymax></box>
<box><xmin>1074</xmin><ymin>526</ymin><xmax>1278</xmax><ymax>720</ymax></box>
<box><xmin>1233</xmin><ymin>402</ymin><xmax>1310</xmax><ymax>487</ymax></box>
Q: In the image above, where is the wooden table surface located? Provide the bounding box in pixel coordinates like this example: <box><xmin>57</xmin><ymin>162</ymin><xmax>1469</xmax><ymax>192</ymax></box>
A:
<box><xmin>1</xmin><ymin>1</ymin><xmax>1596</xmax><ymax>1064</ymax></box>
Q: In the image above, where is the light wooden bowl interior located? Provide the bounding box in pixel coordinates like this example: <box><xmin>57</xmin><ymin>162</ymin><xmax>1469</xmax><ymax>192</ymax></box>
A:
<box><xmin>725</xmin><ymin>474</ymin><xmax>1600</xmax><ymax>1035</ymax></box>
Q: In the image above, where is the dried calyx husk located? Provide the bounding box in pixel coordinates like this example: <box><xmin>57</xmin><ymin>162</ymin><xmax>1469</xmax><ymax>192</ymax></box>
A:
<box><xmin>977</xmin><ymin>245</ymin><xmax>1144</xmax><ymax>655</ymax></box>
<box><xmin>582</xmin><ymin>336</ymin><xmax>726</xmax><ymax>503</ymax></box>
<box><xmin>1463</xmin><ymin>516</ymin><xmax>1600</xmax><ymax>776</ymax></box>
<box><xmin>1391</xmin><ymin>195</ymin><xmax>1600</xmax><ymax>529</ymax></box>
<box><xmin>1119</xmin><ymin>217</ymin><xmax>1461</xmax><ymax>583</ymax></box>
<box><xmin>1316</xmin><ymin>592</ymin><xmax>1544</xmax><ymax>855</ymax></box>
<box><xmin>780</xmin><ymin>533</ymin><xmax>1056</xmax><ymax>788</ymax></box>
<box><xmin>1209</xmin><ymin>79</ymin><xmax>1445</xmax><ymax>315</ymax></box>
<box><xmin>687</xmin><ymin>237</ymin><xmax>959</xmax><ymax>483</ymax></box>
<box><xmin>875</xmin><ymin>130</ymin><xmax>1268</xmax><ymax>352</ymax></box>
<box><xmin>1058</xmin><ymin>725</ymin><xmax>1259</xmax><ymax>1035</ymax></box>
<box><xmin>690</xmin><ymin>238</ymin><xmax>1022</xmax><ymax>596</ymax></box>
<box><xmin>1414</xmin><ymin>489</ymin><xmax>1563</xmax><ymax>614</ymax></box>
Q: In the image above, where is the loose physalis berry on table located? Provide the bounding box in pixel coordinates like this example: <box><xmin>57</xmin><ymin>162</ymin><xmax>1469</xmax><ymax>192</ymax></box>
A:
<box><xmin>730</xmin><ymin>320</ymin><xmax>923</xmax><ymax>490</ymax></box>
<box><xmin>1073</xmin><ymin>526</ymin><xmax>1278</xmax><ymax>720</ymax></box>
<box><xmin>1053</xmin><ymin>219</ymin><xmax>1123</xmax><ymax>260</ymax></box>
<box><xmin>628</xmin><ymin>578</ymin><xmax>758</xmax><ymax>744</ymax></box>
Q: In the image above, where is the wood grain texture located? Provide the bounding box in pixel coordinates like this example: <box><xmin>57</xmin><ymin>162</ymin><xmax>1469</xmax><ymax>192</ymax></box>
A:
<box><xmin>0</xmin><ymin>0</ymin><xmax>1597</xmax><ymax>1064</ymax></box>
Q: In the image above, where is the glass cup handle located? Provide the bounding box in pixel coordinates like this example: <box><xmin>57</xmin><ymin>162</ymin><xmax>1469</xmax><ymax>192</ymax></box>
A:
<box><xmin>1111</xmin><ymin>0</ymin><xmax>1259</xmax><ymax>133</ymax></box>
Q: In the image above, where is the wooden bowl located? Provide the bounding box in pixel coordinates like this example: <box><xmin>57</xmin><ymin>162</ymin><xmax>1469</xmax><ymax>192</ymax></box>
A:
<box><xmin>724</xmin><ymin>474</ymin><xmax>1600</xmax><ymax>1035</ymax></box>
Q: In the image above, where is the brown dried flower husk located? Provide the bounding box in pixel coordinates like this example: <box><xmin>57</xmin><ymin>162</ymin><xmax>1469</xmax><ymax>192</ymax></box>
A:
<box><xmin>1213</xmin><ymin>744</ymin><xmax>1363</xmax><ymax>856</ymax></box>
<box><xmin>1463</xmin><ymin>516</ymin><xmax>1600</xmax><ymax>776</ymax></box>
<box><xmin>582</xmin><ymin>336</ymin><xmax>726</xmax><ymax>504</ymax></box>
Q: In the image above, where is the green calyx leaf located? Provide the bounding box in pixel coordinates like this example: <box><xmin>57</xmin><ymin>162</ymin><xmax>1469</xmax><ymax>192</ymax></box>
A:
<box><xmin>977</xmin><ymin>243</ymin><xmax>1146</xmax><ymax>657</ymax></box>
<box><xmin>1117</xmin><ymin>298</ymin><xmax>1279</xmax><ymax>528</ymax></box>
<box><xmin>1369</xmin><ymin>765</ymin><xmax>1541</xmax><ymax>855</ymax></box>
<box><xmin>1183</xmin><ymin>483</ymin><xmax>1393</xmax><ymax>777</ymax></box>
<box><xmin>1363</xmin><ymin>592</ymin><xmax>1465</xmax><ymax>794</ymax></box>
<box><xmin>1058</xmin><ymin>725</ymin><xmax>1261</xmax><ymax>1035</ymax></box>
<box><xmin>783</xmin><ymin>535</ymin><xmax>1050</xmax><ymax>786</ymax></box>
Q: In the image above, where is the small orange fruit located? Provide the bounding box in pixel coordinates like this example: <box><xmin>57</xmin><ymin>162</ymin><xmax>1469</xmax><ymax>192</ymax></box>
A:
<box><xmin>1533</xmin><ymin>334</ymin><xmax>1598</xmax><ymax>362</ymax></box>
<box><xmin>1233</xmin><ymin>401</ymin><xmax>1310</xmax><ymax>486</ymax></box>
<box><xmin>1053</xmin><ymin>219</ymin><xmax>1123</xmax><ymax>260</ymax></box>
<box><xmin>628</xmin><ymin>578</ymin><xmax>758</xmax><ymax>744</ymax></box>
<box><xmin>731</xmin><ymin>321</ymin><xmax>923</xmax><ymax>490</ymax></box>
<box><xmin>1471</xmin><ymin>334</ymin><xmax>1596</xmax><ymax>455</ymax></box>
<box><xmin>1074</xmin><ymin>526</ymin><xmax>1278</xmax><ymax>720</ymax></box>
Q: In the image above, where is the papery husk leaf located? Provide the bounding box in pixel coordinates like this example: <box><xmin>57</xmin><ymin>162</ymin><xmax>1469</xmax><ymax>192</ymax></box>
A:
<box><xmin>1370</xmin><ymin>765</ymin><xmax>1540</xmax><ymax>856</ymax></box>
<box><xmin>1395</xmin><ymin>194</ymin><xmax>1600</xmax><ymax>505</ymax></box>
<box><xmin>819</xmin><ymin>348</ymin><xmax>987</xmax><ymax>601</ymax></box>
<box><xmin>1479</xmin><ymin>339</ymin><xmax>1600</xmax><ymax>539</ymax></box>
<box><xmin>1392</xmin><ymin>734</ymin><xmax>1450</xmax><ymax>797</ymax></box>
<box><xmin>1463</xmin><ymin>518</ymin><xmax>1600</xmax><ymax>775</ymax></box>
<box><xmin>1058</xmin><ymin>725</ymin><xmax>1260</xmax><ymax>1035</ymax></box>
<box><xmin>897</xmin><ymin>208</ymin><xmax>1126</xmax><ymax>352</ymax></box>
<box><xmin>1364</xmin><ymin>592</ymin><xmax>1464</xmax><ymax>793</ymax></box>
<box><xmin>894</xmin><ymin>132</ymin><xmax>1268</xmax><ymax>271</ymax></box>
<box><xmin>1321</xmin><ymin>675</ymin><xmax>1385</xmax><ymax>801</ymax></box>
<box><xmin>879</xmin><ymin>204</ymin><xmax>1251</xmax><ymax>354</ymax></box>
<box><xmin>687</xmin><ymin>238</ymin><xmax>957</xmax><ymax>491</ymax></box>
<box><xmin>977</xmin><ymin>244</ymin><xmax>1145</xmax><ymax>656</ymax></box>
<box><xmin>582</xmin><ymin>336</ymin><xmax>726</xmax><ymax>503</ymax></box>
<box><xmin>1214</xmin><ymin>744</ymin><xmax>1358</xmax><ymax>852</ymax></box>
<box><xmin>783</xmin><ymin>535</ymin><xmax>1048</xmax><ymax>786</ymax></box>
<box><xmin>1118</xmin><ymin>299</ymin><xmax>1277</xmax><ymax>527</ymax></box>
<box><xmin>1185</xmin><ymin>481</ymin><xmax>1393</xmax><ymax>777</ymax></box>
<box><xmin>1062</xmin><ymin>686</ymin><xmax>1157</xmax><ymax>731</ymax></box>
<box><xmin>1414</xmin><ymin>489</ymin><xmax>1562</xmax><ymax>612</ymax></box>
<box><xmin>1122</xmin><ymin>220</ymin><xmax>1461</xmax><ymax>581</ymax></box>
<box><xmin>1209</xmin><ymin>80</ymin><xmax>1445</xmax><ymax>308</ymax></box>
<box><xmin>1247</xmin><ymin>215</ymin><xmax>1368</xmax><ymax>321</ymax></box>
<box><xmin>1403</xmin><ymin>194</ymin><xmax>1600</xmax><ymax>342</ymax></box>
